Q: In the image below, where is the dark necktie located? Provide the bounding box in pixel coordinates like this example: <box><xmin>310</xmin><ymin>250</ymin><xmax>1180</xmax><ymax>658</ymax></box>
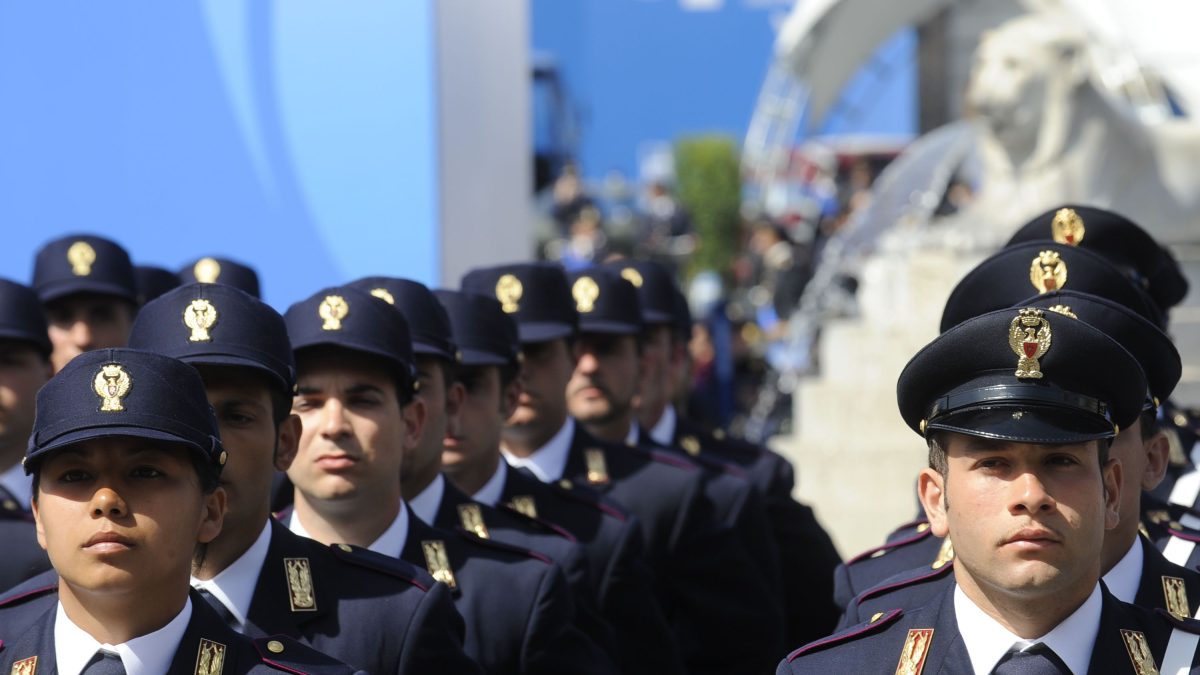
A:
<box><xmin>992</xmin><ymin>643</ymin><xmax>1068</xmax><ymax>674</ymax></box>
<box><xmin>196</xmin><ymin>586</ymin><xmax>238</xmax><ymax>629</ymax></box>
<box><xmin>81</xmin><ymin>650</ymin><xmax>126</xmax><ymax>675</ymax></box>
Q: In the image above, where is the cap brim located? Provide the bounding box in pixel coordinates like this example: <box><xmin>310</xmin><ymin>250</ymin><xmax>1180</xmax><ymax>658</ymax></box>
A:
<box><xmin>292</xmin><ymin>337</ymin><xmax>410</xmax><ymax>379</ymax></box>
<box><xmin>517</xmin><ymin>322</ymin><xmax>574</xmax><ymax>343</ymax></box>
<box><xmin>458</xmin><ymin>347</ymin><xmax>511</xmax><ymax>367</ymax></box>
<box><xmin>176</xmin><ymin>353</ymin><xmax>292</xmax><ymax>394</ymax></box>
<box><xmin>928</xmin><ymin>406</ymin><xmax>1117</xmax><ymax>444</ymax></box>
<box><xmin>578</xmin><ymin>319</ymin><xmax>641</xmax><ymax>335</ymax></box>
<box><xmin>26</xmin><ymin>425</ymin><xmax>211</xmax><ymax>474</ymax></box>
<box><xmin>643</xmin><ymin>309</ymin><xmax>674</xmax><ymax>324</ymax></box>
<box><xmin>412</xmin><ymin>342</ymin><xmax>457</xmax><ymax>362</ymax></box>
<box><xmin>0</xmin><ymin>328</ymin><xmax>50</xmax><ymax>355</ymax></box>
<box><xmin>37</xmin><ymin>279</ymin><xmax>135</xmax><ymax>304</ymax></box>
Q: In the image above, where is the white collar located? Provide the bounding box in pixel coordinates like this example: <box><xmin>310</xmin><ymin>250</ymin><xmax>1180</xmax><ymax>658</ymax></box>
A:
<box><xmin>0</xmin><ymin>461</ymin><xmax>31</xmax><ymax>509</ymax></box>
<box><xmin>624</xmin><ymin>422</ymin><xmax>640</xmax><ymax>447</ymax></box>
<box><xmin>55</xmin><ymin>597</ymin><xmax>192</xmax><ymax>675</ymax></box>
<box><xmin>502</xmin><ymin>418</ymin><xmax>575</xmax><ymax>482</ymax></box>
<box><xmin>1101</xmin><ymin>538</ymin><xmax>1144</xmax><ymax>604</ymax></box>
<box><xmin>190</xmin><ymin>521</ymin><xmax>273</xmax><ymax>632</ymax></box>
<box><xmin>648</xmin><ymin>406</ymin><xmax>677</xmax><ymax>447</ymax></box>
<box><xmin>472</xmin><ymin>459</ymin><xmax>508</xmax><ymax>507</ymax></box>
<box><xmin>409</xmin><ymin>474</ymin><xmax>445</xmax><ymax>526</ymax></box>
<box><xmin>954</xmin><ymin>582</ymin><xmax>1101</xmax><ymax>675</ymax></box>
<box><xmin>365</xmin><ymin>500</ymin><xmax>410</xmax><ymax>557</ymax></box>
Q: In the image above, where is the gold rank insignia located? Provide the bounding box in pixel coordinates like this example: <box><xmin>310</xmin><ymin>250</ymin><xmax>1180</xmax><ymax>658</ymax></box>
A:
<box><xmin>370</xmin><ymin>287</ymin><xmax>395</xmax><ymax>305</ymax></box>
<box><xmin>1046</xmin><ymin>304</ymin><xmax>1077</xmax><ymax>319</ymax></box>
<box><xmin>680</xmin><ymin>435</ymin><xmax>702</xmax><ymax>456</ymax></box>
<box><xmin>183</xmin><ymin>299</ymin><xmax>219</xmax><ymax>342</ymax></box>
<box><xmin>931</xmin><ymin>537</ymin><xmax>954</xmax><ymax>569</ymax></box>
<box><xmin>508</xmin><ymin>495</ymin><xmax>538</xmax><ymax>519</ymax></box>
<box><xmin>422</xmin><ymin>540</ymin><xmax>457</xmax><ymax>589</ymax></box>
<box><xmin>283</xmin><ymin>558</ymin><xmax>317</xmax><ymax>611</ymax></box>
<box><xmin>895</xmin><ymin>628</ymin><xmax>933</xmax><ymax>675</ymax></box>
<box><xmin>584</xmin><ymin>448</ymin><xmax>610</xmax><ymax>485</ymax></box>
<box><xmin>573</xmin><ymin>276</ymin><xmax>600</xmax><ymax>313</ymax></box>
<box><xmin>193</xmin><ymin>257</ymin><xmax>222</xmax><ymax>283</ymax></box>
<box><xmin>495</xmin><ymin>274</ymin><xmax>523</xmax><ymax>313</ymax></box>
<box><xmin>1051</xmin><ymin>207</ymin><xmax>1085</xmax><ymax>245</ymax></box>
<box><xmin>1163</xmin><ymin>576</ymin><xmax>1190</xmax><ymax>619</ymax></box>
<box><xmin>67</xmin><ymin>241</ymin><xmax>96</xmax><ymax>276</ymax></box>
<box><xmin>1030</xmin><ymin>250</ymin><xmax>1068</xmax><ymax>293</ymax></box>
<box><xmin>1008</xmin><ymin>309</ymin><xmax>1051</xmax><ymax>380</ymax></box>
<box><xmin>319</xmin><ymin>295</ymin><xmax>349</xmax><ymax>331</ymax></box>
<box><xmin>195</xmin><ymin>638</ymin><xmax>226</xmax><ymax>675</ymax></box>
<box><xmin>458</xmin><ymin>503</ymin><xmax>490</xmax><ymax>539</ymax></box>
<box><xmin>1120</xmin><ymin>629</ymin><xmax>1159</xmax><ymax>675</ymax></box>
<box><xmin>620</xmin><ymin>267</ymin><xmax>643</xmax><ymax>288</ymax></box>
<box><xmin>10</xmin><ymin>656</ymin><xmax>36</xmax><ymax>675</ymax></box>
<box><xmin>94</xmin><ymin>364</ymin><xmax>132</xmax><ymax>412</ymax></box>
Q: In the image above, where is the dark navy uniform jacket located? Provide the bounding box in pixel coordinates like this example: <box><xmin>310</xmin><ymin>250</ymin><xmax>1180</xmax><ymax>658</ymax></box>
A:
<box><xmin>0</xmin><ymin>490</ymin><xmax>50</xmax><ymax>593</ymax></box>
<box><xmin>0</xmin><ymin>582</ymin><xmax>365</xmax><ymax>674</ymax></box>
<box><xmin>563</xmin><ymin>423</ymin><xmax>785</xmax><ymax>675</ymax></box>
<box><xmin>781</xmin><ymin>583</ymin><xmax>1200</xmax><ymax>674</ymax></box>
<box><xmin>398</xmin><ymin>506</ymin><xmax>618</xmax><ymax>675</ymax></box>
<box><xmin>832</xmin><ymin>519</ymin><xmax>948</xmax><ymax>612</ymax></box>
<box><xmin>498</xmin><ymin>465</ymin><xmax>684</xmax><ymax>675</ymax></box>
<box><xmin>241</xmin><ymin>520</ymin><xmax>480</xmax><ymax>674</ymax></box>
<box><xmin>669</xmin><ymin>415</ymin><xmax>843</xmax><ymax>644</ymax></box>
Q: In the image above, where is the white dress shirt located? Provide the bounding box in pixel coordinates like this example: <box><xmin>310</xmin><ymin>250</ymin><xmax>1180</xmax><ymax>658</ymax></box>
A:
<box><xmin>409</xmin><ymin>474</ymin><xmax>445</xmax><ymax>526</ymax></box>
<box><xmin>55</xmin><ymin>597</ymin><xmax>192</xmax><ymax>675</ymax></box>
<box><xmin>190</xmin><ymin>521</ymin><xmax>272</xmax><ymax>632</ymax></box>
<box><xmin>502</xmin><ymin>418</ymin><xmax>575</xmax><ymax>482</ymax></box>
<box><xmin>955</xmin><ymin>582</ymin><xmax>1101</xmax><ymax>675</ymax></box>
<box><xmin>288</xmin><ymin>501</ymin><xmax>410</xmax><ymax>558</ymax></box>
<box><xmin>647</xmin><ymin>405</ymin><xmax>678</xmax><ymax>447</ymax></box>
<box><xmin>472</xmin><ymin>458</ymin><xmax>509</xmax><ymax>507</ymax></box>
<box><xmin>624</xmin><ymin>422</ymin><xmax>640</xmax><ymax>447</ymax></box>
<box><xmin>0</xmin><ymin>462</ymin><xmax>32</xmax><ymax>509</ymax></box>
<box><xmin>1101</xmin><ymin>538</ymin><xmax>1144</xmax><ymax>604</ymax></box>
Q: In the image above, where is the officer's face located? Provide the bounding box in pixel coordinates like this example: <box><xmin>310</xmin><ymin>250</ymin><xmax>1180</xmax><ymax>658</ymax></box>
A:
<box><xmin>918</xmin><ymin>434</ymin><xmax>1120</xmax><ymax>611</ymax></box>
<box><xmin>567</xmin><ymin>333</ymin><xmax>639</xmax><ymax>425</ymax></box>
<box><xmin>32</xmin><ymin>438</ymin><xmax>224</xmax><ymax>603</ymax></box>
<box><xmin>444</xmin><ymin>365</ymin><xmax>514</xmax><ymax>471</ymax></box>
<box><xmin>1105</xmin><ymin>418</ymin><xmax>1169</xmax><ymax>548</ymax></box>
<box><xmin>508</xmin><ymin>339</ymin><xmax>573</xmax><ymax>433</ymax></box>
<box><xmin>0</xmin><ymin>342</ymin><xmax>51</xmax><ymax>463</ymax></box>
<box><xmin>409</xmin><ymin>356</ymin><xmax>464</xmax><ymax>486</ymax></box>
<box><xmin>291</xmin><ymin>351</ymin><xmax>418</xmax><ymax>504</ymax></box>
<box><xmin>635</xmin><ymin>325</ymin><xmax>674</xmax><ymax>419</ymax></box>
<box><xmin>45</xmin><ymin>294</ymin><xmax>135</xmax><ymax>373</ymax></box>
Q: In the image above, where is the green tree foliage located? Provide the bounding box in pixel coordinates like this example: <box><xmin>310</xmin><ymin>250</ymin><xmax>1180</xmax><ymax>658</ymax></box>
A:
<box><xmin>675</xmin><ymin>135</ymin><xmax>741</xmax><ymax>282</ymax></box>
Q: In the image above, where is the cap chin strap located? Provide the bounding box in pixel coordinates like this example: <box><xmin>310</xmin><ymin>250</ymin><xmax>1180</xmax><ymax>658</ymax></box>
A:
<box><xmin>928</xmin><ymin>384</ymin><xmax>1111</xmax><ymax>424</ymax></box>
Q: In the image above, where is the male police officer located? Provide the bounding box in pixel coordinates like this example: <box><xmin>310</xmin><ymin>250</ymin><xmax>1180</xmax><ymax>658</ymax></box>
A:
<box><xmin>282</xmin><ymin>286</ymin><xmax>612</xmax><ymax>675</ymax></box>
<box><xmin>0</xmin><ymin>348</ymin><xmax>363</xmax><ymax>674</ymax></box>
<box><xmin>180</xmin><ymin>257</ymin><xmax>262</xmax><ymax>299</ymax></box>
<box><xmin>128</xmin><ymin>283</ymin><xmax>481</xmax><ymax>674</ymax></box>
<box><xmin>781</xmin><ymin>307</ymin><xmax>1200</xmax><ymax>674</ymax></box>
<box><xmin>32</xmin><ymin>234</ymin><xmax>138</xmax><ymax>373</ymax></box>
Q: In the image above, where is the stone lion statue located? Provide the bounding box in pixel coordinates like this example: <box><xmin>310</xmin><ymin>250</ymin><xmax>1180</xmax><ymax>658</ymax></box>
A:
<box><xmin>961</xmin><ymin>10</ymin><xmax>1200</xmax><ymax>244</ymax></box>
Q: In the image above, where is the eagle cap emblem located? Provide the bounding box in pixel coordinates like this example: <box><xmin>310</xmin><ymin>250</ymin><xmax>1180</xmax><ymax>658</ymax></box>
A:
<box><xmin>1029</xmin><ymin>250</ymin><xmax>1068</xmax><ymax>293</ymax></box>
<box><xmin>1008</xmin><ymin>308</ymin><xmax>1052</xmax><ymax>379</ymax></box>
<box><xmin>495</xmin><ymin>274</ymin><xmax>523</xmax><ymax>313</ymax></box>
<box><xmin>94</xmin><ymin>364</ymin><xmax>132</xmax><ymax>412</ymax></box>
<box><xmin>369</xmin><ymin>287</ymin><xmax>395</xmax><ymax>305</ymax></box>
<box><xmin>573</xmin><ymin>276</ymin><xmax>600</xmax><ymax>313</ymax></box>
<box><xmin>620</xmin><ymin>267</ymin><xmax>644</xmax><ymax>288</ymax></box>
<box><xmin>1051</xmin><ymin>208</ymin><xmax>1085</xmax><ymax>245</ymax></box>
<box><xmin>67</xmin><ymin>241</ymin><xmax>96</xmax><ymax>277</ymax></box>
<box><xmin>193</xmin><ymin>257</ymin><xmax>222</xmax><ymax>283</ymax></box>
<box><xmin>183</xmin><ymin>299</ymin><xmax>218</xmax><ymax>342</ymax></box>
<box><xmin>319</xmin><ymin>295</ymin><xmax>349</xmax><ymax>331</ymax></box>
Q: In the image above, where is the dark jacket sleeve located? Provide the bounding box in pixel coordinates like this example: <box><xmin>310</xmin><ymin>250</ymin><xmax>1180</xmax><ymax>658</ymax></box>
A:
<box><xmin>522</xmin><ymin>563</ymin><xmax>619</xmax><ymax>675</ymax></box>
<box><xmin>397</xmin><ymin>581</ymin><xmax>484</xmax><ymax>675</ymax></box>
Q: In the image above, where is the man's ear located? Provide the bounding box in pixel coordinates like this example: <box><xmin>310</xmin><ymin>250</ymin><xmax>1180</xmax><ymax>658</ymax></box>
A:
<box><xmin>1141</xmin><ymin>431</ymin><xmax>1171</xmax><ymax>492</ymax></box>
<box><xmin>444</xmin><ymin>381</ymin><xmax>467</xmax><ymax>439</ymax></box>
<box><xmin>273</xmin><ymin>414</ymin><xmax>302</xmax><ymax>472</ymax></box>
<box><xmin>198</xmin><ymin>486</ymin><xmax>227</xmax><ymax>545</ymax></box>
<box><xmin>501</xmin><ymin>376</ymin><xmax>523</xmax><ymax>419</ymax></box>
<box><xmin>1103</xmin><ymin>457</ymin><xmax>1123</xmax><ymax>532</ymax></box>
<box><xmin>401</xmin><ymin>397</ymin><xmax>428</xmax><ymax>449</ymax></box>
<box><xmin>917</xmin><ymin>469</ymin><xmax>949</xmax><ymax>537</ymax></box>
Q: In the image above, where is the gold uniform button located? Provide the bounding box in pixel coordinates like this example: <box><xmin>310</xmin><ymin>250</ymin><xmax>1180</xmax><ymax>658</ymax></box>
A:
<box><xmin>218</xmin><ymin>451</ymin><xmax>228</xmax><ymax>466</ymax></box>
<box><xmin>916</xmin><ymin>523</ymin><xmax>930</xmax><ymax>533</ymax></box>
<box><xmin>558</xmin><ymin>479</ymin><xmax>573</xmax><ymax>490</ymax></box>
<box><xmin>2</xmin><ymin>499</ymin><xmax>16</xmax><ymax>512</ymax></box>
<box><xmin>870</xmin><ymin>612</ymin><xmax>884</xmax><ymax>623</ymax></box>
<box><xmin>338</xmin><ymin>544</ymin><xmax>353</xmax><ymax>553</ymax></box>
<box><xmin>267</xmin><ymin>640</ymin><xmax>285</xmax><ymax>654</ymax></box>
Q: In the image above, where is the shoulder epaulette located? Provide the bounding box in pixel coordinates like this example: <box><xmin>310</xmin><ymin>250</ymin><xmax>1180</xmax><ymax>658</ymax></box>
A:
<box><xmin>0</xmin><ymin>582</ymin><xmax>56</xmax><ymax>608</ymax></box>
<box><xmin>681</xmin><ymin>449</ymin><xmax>749</xmax><ymax>478</ymax></box>
<box><xmin>253</xmin><ymin>634</ymin><xmax>357</xmax><ymax>674</ymax></box>
<box><xmin>1156</xmin><ymin>608</ymin><xmax>1200</xmax><ymax>634</ymax></box>
<box><xmin>640</xmin><ymin>447</ymin><xmax>698</xmax><ymax>472</ymax></box>
<box><xmin>327</xmin><ymin>542</ymin><xmax>429</xmax><ymax>591</ymax></box>
<box><xmin>496</xmin><ymin>503</ymin><xmax>578</xmax><ymax>543</ymax></box>
<box><xmin>786</xmin><ymin>608</ymin><xmax>903</xmax><ymax>661</ymax></box>
<box><xmin>846</xmin><ymin>528</ymin><xmax>934</xmax><ymax>565</ymax></box>
<box><xmin>455</xmin><ymin>527</ymin><xmax>553</xmax><ymax>565</ymax></box>
<box><xmin>1167</xmin><ymin>527</ymin><xmax>1200</xmax><ymax>544</ymax></box>
<box><xmin>887</xmin><ymin>519</ymin><xmax>931</xmax><ymax>538</ymax></box>
<box><xmin>549</xmin><ymin>479</ymin><xmax>629</xmax><ymax>522</ymax></box>
<box><xmin>855</xmin><ymin>560</ymin><xmax>954</xmax><ymax>605</ymax></box>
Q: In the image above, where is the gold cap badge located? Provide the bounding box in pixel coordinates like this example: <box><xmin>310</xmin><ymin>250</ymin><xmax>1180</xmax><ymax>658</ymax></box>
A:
<box><xmin>94</xmin><ymin>364</ymin><xmax>132</xmax><ymax>412</ymax></box>
<box><xmin>680</xmin><ymin>435</ymin><xmax>701</xmax><ymax>456</ymax></box>
<box><xmin>457</xmin><ymin>503</ymin><xmax>490</xmax><ymax>539</ymax></box>
<box><xmin>195</xmin><ymin>639</ymin><xmax>226</xmax><ymax>675</ymax></box>
<box><xmin>1008</xmin><ymin>308</ymin><xmax>1052</xmax><ymax>379</ymax></box>
<box><xmin>67</xmin><ymin>241</ymin><xmax>96</xmax><ymax>277</ymax></box>
<box><xmin>193</xmin><ymin>257</ymin><xmax>222</xmax><ymax>284</ymax></box>
<box><xmin>370</xmin><ymin>287</ymin><xmax>395</xmax><ymax>305</ymax></box>
<box><xmin>584</xmin><ymin>448</ymin><xmax>610</xmax><ymax>485</ymax></box>
<box><xmin>620</xmin><ymin>267</ymin><xmax>643</xmax><ymax>288</ymax></box>
<box><xmin>573</xmin><ymin>276</ymin><xmax>600</xmax><ymax>313</ymax></box>
<box><xmin>1030</xmin><ymin>250</ymin><xmax>1067</xmax><ymax>293</ymax></box>
<box><xmin>183</xmin><ymin>299</ymin><xmax>218</xmax><ymax>342</ymax></box>
<box><xmin>1163</xmin><ymin>576</ymin><xmax>1190</xmax><ymax>619</ymax></box>
<box><xmin>895</xmin><ymin>628</ymin><xmax>934</xmax><ymax>675</ymax></box>
<box><xmin>10</xmin><ymin>657</ymin><xmax>37</xmax><ymax>675</ymax></box>
<box><xmin>1051</xmin><ymin>207</ymin><xmax>1085</xmax><ymax>245</ymax></box>
<box><xmin>495</xmin><ymin>274</ymin><xmax>523</xmax><ymax>313</ymax></box>
<box><xmin>1120</xmin><ymin>629</ymin><xmax>1158</xmax><ymax>675</ymax></box>
<box><xmin>1046</xmin><ymin>304</ymin><xmax>1077</xmax><ymax>319</ymax></box>
<box><xmin>284</xmin><ymin>557</ymin><xmax>317</xmax><ymax>612</ymax></box>
<box><xmin>508</xmin><ymin>495</ymin><xmax>538</xmax><ymax>519</ymax></box>
<box><xmin>422</xmin><ymin>540</ymin><xmax>457</xmax><ymax>589</ymax></box>
<box><xmin>319</xmin><ymin>295</ymin><xmax>349</xmax><ymax>331</ymax></box>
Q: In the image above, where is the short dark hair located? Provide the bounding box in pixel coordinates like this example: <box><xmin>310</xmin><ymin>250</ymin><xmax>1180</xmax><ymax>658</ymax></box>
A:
<box><xmin>1139</xmin><ymin>408</ymin><xmax>1160</xmax><ymax>441</ymax></box>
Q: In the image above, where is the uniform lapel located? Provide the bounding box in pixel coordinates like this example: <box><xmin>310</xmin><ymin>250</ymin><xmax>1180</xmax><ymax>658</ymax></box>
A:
<box><xmin>243</xmin><ymin>520</ymin><xmax>330</xmax><ymax>638</ymax></box>
<box><xmin>1088</xmin><ymin>584</ymin><xmax>1158</xmax><ymax>675</ymax></box>
<box><xmin>166</xmin><ymin>591</ymin><xmax>244</xmax><ymax>674</ymax></box>
<box><xmin>0</xmin><ymin>602</ymin><xmax>57</xmax><ymax>673</ymax></box>
<box><xmin>913</xmin><ymin>586</ymin><xmax>969</xmax><ymax>674</ymax></box>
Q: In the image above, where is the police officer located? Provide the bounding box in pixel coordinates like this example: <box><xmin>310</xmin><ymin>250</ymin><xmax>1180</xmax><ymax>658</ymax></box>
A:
<box><xmin>180</xmin><ymin>257</ymin><xmax>262</xmax><ymax>299</ymax></box>
<box><xmin>0</xmin><ymin>280</ymin><xmax>53</xmax><ymax>590</ymax></box>
<box><xmin>281</xmin><ymin>286</ymin><xmax>612</xmax><ymax>675</ymax></box>
<box><xmin>781</xmin><ymin>307</ymin><xmax>1200</xmax><ymax>674</ymax></box>
<box><xmin>436</xmin><ymin>288</ymin><xmax>684</xmax><ymax>675</ymax></box>
<box><xmin>0</xmin><ymin>348</ymin><xmax>363</xmax><ymax>674</ymax></box>
<box><xmin>609</xmin><ymin>258</ymin><xmax>843</xmax><ymax>645</ymax></box>
<box><xmin>32</xmin><ymin>234</ymin><xmax>139</xmax><ymax>373</ymax></box>
<box><xmin>127</xmin><ymin>283</ymin><xmax>482</xmax><ymax>674</ymax></box>
<box><xmin>462</xmin><ymin>262</ymin><xmax>784</xmax><ymax>675</ymax></box>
